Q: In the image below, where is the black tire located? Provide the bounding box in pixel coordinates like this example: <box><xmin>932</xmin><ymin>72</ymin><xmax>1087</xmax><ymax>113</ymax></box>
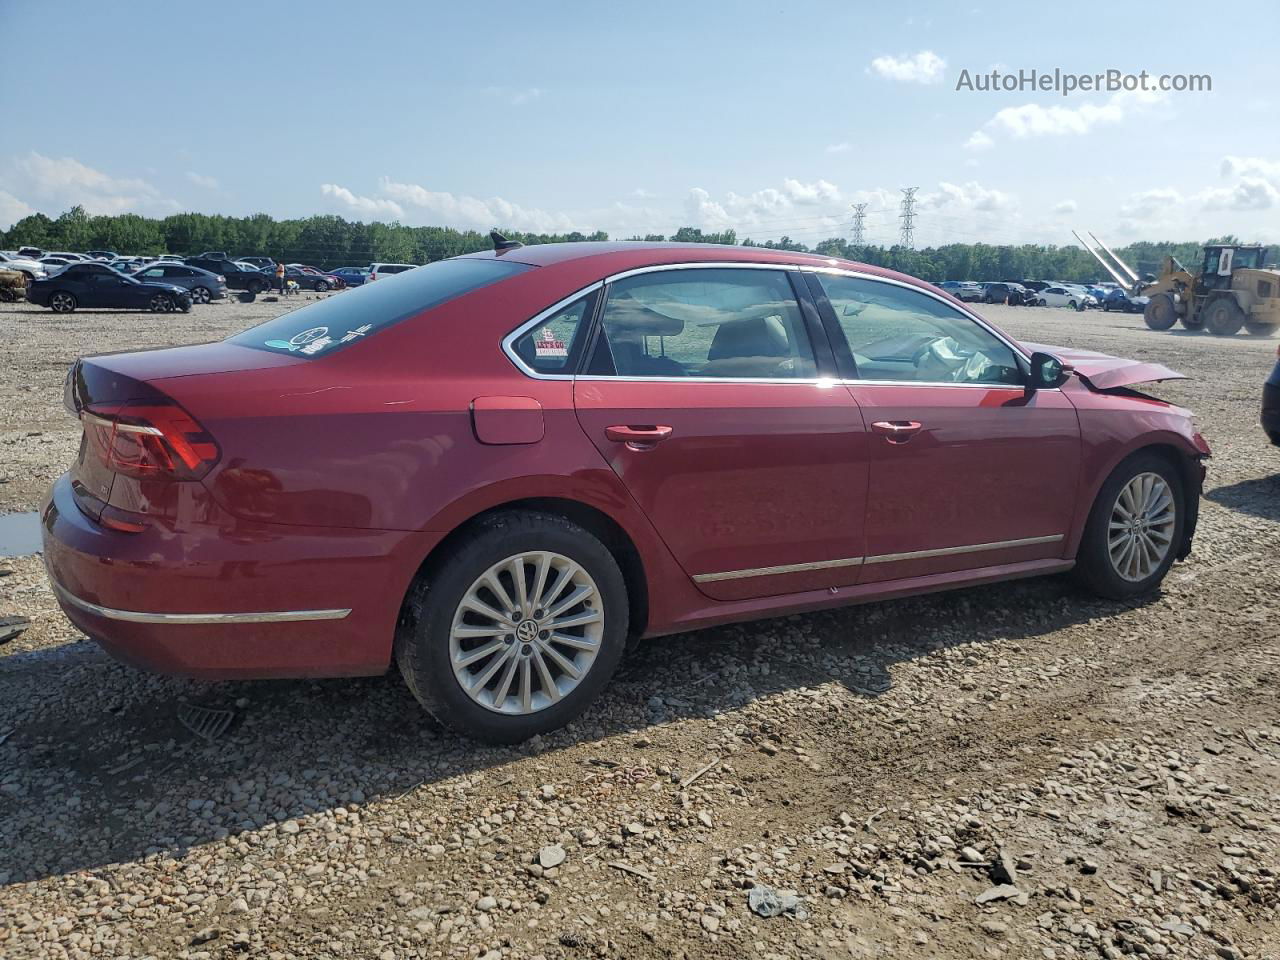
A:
<box><xmin>247</xmin><ymin>278</ymin><xmax>266</xmax><ymax>294</ymax></box>
<box><xmin>1103</xmin><ymin>301</ymin><xmax>1112</xmax><ymax>312</ymax></box>
<box><xmin>49</xmin><ymin>291</ymin><xmax>77</xmax><ymax>313</ymax></box>
<box><xmin>315</xmin><ymin>280</ymin><xmax>329</xmax><ymax>292</ymax></box>
<box><xmin>1244</xmin><ymin>321</ymin><xmax>1276</xmax><ymax>337</ymax></box>
<box><xmin>191</xmin><ymin>286</ymin><xmax>211</xmax><ymax>304</ymax></box>
<box><xmin>394</xmin><ymin>511</ymin><xmax>630</xmax><ymax>743</ymax></box>
<box><xmin>1075</xmin><ymin>451</ymin><xmax>1185</xmax><ymax>601</ymax></box>
<box><xmin>149</xmin><ymin>293</ymin><xmax>173</xmax><ymax>313</ymax></box>
<box><xmin>1202</xmin><ymin>296</ymin><xmax>1245</xmax><ymax>336</ymax></box>
<box><xmin>1068</xmin><ymin>299</ymin><xmax>1078</xmax><ymax>311</ymax></box>
<box><xmin>1143</xmin><ymin>292</ymin><xmax>1178</xmax><ymax>330</ymax></box>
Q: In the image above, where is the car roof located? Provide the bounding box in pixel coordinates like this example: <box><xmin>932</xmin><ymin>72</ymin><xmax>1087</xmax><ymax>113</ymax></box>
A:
<box><xmin>455</xmin><ymin>241</ymin><xmax>939</xmax><ymax>293</ymax></box>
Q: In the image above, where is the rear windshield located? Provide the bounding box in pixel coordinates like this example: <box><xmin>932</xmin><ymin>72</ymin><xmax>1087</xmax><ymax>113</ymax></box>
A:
<box><xmin>229</xmin><ymin>258</ymin><xmax>532</xmax><ymax>358</ymax></box>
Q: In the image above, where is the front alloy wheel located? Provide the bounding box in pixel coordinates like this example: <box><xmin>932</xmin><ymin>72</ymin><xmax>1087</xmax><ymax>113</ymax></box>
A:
<box><xmin>1107</xmin><ymin>472</ymin><xmax>1176</xmax><ymax>582</ymax></box>
<box><xmin>149</xmin><ymin>293</ymin><xmax>172</xmax><ymax>312</ymax></box>
<box><xmin>49</xmin><ymin>291</ymin><xmax>76</xmax><ymax>313</ymax></box>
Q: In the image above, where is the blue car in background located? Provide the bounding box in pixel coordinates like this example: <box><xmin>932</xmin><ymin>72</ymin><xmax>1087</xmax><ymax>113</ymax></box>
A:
<box><xmin>330</xmin><ymin>266</ymin><xmax>371</xmax><ymax>287</ymax></box>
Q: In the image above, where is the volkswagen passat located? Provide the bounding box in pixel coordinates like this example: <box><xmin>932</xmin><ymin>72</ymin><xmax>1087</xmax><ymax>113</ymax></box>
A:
<box><xmin>43</xmin><ymin>241</ymin><xmax>1210</xmax><ymax>742</ymax></box>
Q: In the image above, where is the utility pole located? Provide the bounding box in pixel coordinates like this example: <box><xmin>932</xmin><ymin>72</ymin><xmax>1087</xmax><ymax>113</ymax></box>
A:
<box><xmin>899</xmin><ymin>188</ymin><xmax>918</xmax><ymax>248</ymax></box>
<box><xmin>850</xmin><ymin>203</ymin><xmax>868</xmax><ymax>246</ymax></box>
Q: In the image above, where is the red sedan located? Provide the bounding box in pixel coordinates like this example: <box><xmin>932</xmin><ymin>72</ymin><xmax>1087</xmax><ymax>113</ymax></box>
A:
<box><xmin>42</xmin><ymin>241</ymin><xmax>1210</xmax><ymax>742</ymax></box>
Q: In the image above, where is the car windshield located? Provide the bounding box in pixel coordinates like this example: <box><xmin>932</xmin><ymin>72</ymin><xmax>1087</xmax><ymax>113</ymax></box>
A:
<box><xmin>229</xmin><ymin>257</ymin><xmax>532</xmax><ymax>358</ymax></box>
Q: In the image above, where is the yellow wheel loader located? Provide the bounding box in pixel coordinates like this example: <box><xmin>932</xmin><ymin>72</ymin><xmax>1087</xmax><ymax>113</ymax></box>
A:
<box><xmin>1074</xmin><ymin>230</ymin><xmax>1280</xmax><ymax>337</ymax></box>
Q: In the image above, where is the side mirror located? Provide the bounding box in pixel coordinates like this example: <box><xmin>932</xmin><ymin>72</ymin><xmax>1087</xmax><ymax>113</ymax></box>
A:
<box><xmin>1027</xmin><ymin>351</ymin><xmax>1067</xmax><ymax>395</ymax></box>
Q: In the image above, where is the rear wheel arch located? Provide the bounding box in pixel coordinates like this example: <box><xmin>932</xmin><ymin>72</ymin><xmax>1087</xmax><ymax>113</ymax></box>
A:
<box><xmin>409</xmin><ymin>497</ymin><xmax>650</xmax><ymax>641</ymax></box>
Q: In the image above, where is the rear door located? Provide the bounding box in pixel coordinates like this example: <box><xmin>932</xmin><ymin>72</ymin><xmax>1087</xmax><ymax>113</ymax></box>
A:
<box><xmin>808</xmin><ymin>271</ymin><xmax>1080</xmax><ymax>584</ymax></box>
<box><xmin>570</xmin><ymin>265</ymin><xmax>870</xmax><ymax>601</ymax></box>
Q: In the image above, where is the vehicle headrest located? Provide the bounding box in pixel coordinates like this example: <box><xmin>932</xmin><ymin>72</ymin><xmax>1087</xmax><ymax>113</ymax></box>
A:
<box><xmin>605</xmin><ymin>292</ymin><xmax>686</xmax><ymax>336</ymax></box>
<box><xmin>707</xmin><ymin>315</ymin><xmax>789</xmax><ymax>360</ymax></box>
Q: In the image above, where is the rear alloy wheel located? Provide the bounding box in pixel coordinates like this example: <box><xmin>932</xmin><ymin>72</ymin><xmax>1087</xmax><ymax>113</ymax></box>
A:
<box><xmin>1143</xmin><ymin>292</ymin><xmax>1178</xmax><ymax>330</ymax></box>
<box><xmin>49</xmin><ymin>291</ymin><xmax>77</xmax><ymax>313</ymax></box>
<box><xmin>1202</xmin><ymin>296</ymin><xmax>1245</xmax><ymax>336</ymax></box>
<box><xmin>191</xmin><ymin>285</ymin><xmax>211</xmax><ymax>304</ymax></box>
<box><xmin>395</xmin><ymin>511</ymin><xmax>628</xmax><ymax>743</ymax></box>
<box><xmin>1075</xmin><ymin>453</ymin><xmax>1183</xmax><ymax>600</ymax></box>
<box><xmin>1244</xmin><ymin>321</ymin><xmax>1276</xmax><ymax>337</ymax></box>
<box><xmin>149</xmin><ymin>293</ymin><xmax>173</xmax><ymax>312</ymax></box>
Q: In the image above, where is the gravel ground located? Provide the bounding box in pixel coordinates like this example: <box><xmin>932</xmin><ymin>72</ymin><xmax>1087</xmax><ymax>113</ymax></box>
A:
<box><xmin>0</xmin><ymin>296</ymin><xmax>1277</xmax><ymax>960</ymax></box>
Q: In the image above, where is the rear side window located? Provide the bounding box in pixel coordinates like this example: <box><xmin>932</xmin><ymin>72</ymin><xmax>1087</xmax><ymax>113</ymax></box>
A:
<box><xmin>509</xmin><ymin>291</ymin><xmax>599</xmax><ymax>374</ymax></box>
<box><xmin>590</xmin><ymin>268</ymin><xmax>816</xmax><ymax>379</ymax></box>
<box><xmin>230</xmin><ymin>258</ymin><xmax>532</xmax><ymax>358</ymax></box>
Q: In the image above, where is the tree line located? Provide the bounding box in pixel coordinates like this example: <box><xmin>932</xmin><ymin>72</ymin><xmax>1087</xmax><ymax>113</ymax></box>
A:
<box><xmin>1</xmin><ymin>206</ymin><xmax>1234</xmax><ymax>283</ymax></box>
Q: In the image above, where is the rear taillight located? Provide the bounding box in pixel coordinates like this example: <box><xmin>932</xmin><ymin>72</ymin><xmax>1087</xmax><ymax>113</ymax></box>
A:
<box><xmin>82</xmin><ymin>402</ymin><xmax>220</xmax><ymax>480</ymax></box>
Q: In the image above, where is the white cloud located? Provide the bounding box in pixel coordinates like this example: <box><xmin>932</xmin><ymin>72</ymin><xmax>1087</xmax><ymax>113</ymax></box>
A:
<box><xmin>380</xmin><ymin>178</ymin><xmax>576</xmax><ymax>233</ymax></box>
<box><xmin>1221</xmin><ymin>155</ymin><xmax>1280</xmax><ymax>180</ymax></box>
<box><xmin>963</xmin><ymin>131</ymin><xmax>994</xmax><ymax>151</ymax></box>
<box><xmin>1119</xmin><ymin>187</ymin><xmax>1184</xmax><ymax>221</ymax></box>
<box><xmin>320</xmin><ymin>183</ymin><xmax>405</xmax><ymax>220</ymax></box>
<box><xmin>0</xmin><ymin>189</ymin><xmax>34</xmax><ymax>230</ymax></box>
<box><xmin>1052</xmin><ymin>199</ymin><xmax>1078</xmax><ymax>214</ymax></box>
<box><xmin>2</xmin><ymin>151</ymin><xmax>177</xmax><ymax>217</ymax></box>
<box><xmin>186</xmin><ymin>171</ymin><xmax>218</xmax><ymax>189</ymax></box>
<box><xmin>967</xmin><ymin>89</ymin><xmax>1165</xmax><ymax>146</ymax></box>
<box><xmin>825</xmin><ymin>142</ymin><xmax>852</xmax><ymax>154</ymax></box>
<box><xmin>868</xmin><ymin>50</ymin><xmax>946</xmax><ymax>84</ymax></box>
<box><xmin>1201</xmin><ymin>177</ymin><xmax>1280</xmax><ymax>211</ymax></box>
<box><xmin>923</xmin><ymin>181</ymin><xmax>1013</xmax><ymax>213</ymax></box>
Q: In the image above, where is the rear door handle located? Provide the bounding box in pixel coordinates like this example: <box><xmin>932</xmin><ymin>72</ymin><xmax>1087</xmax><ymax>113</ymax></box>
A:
<box><xmin>605</xmin><ymin>425</ymin><xmax>673</xmax><ymax>449</ymax></box>
<box><xmin>871</xmin><ymin>420</ymin><xmax>923</xmax><ymax>444</ymax></box>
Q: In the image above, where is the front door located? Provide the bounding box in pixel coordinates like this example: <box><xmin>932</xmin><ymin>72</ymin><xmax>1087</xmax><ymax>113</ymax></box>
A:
<box><xmin>808</xmin><ymin>271</ymin><xmax>1080</xmax><ymax>583</ymax></box>
<box><xmin>572</xmin><ymin>266</ymin><xmax>870</xmax><ymax>601</ymax></box>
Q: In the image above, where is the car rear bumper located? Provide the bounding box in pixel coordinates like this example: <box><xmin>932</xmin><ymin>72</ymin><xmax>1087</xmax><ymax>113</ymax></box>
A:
<box><xmin>41</xmin><ymin>473</ymin><xmax>440</xmax><ymax>679</ymax></box>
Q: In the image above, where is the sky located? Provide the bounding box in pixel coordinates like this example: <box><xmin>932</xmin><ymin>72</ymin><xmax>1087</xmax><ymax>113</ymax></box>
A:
<box><xmin>2</xmin><ymin>0</ymin><xmax>1278</xmax><ymax>249</ymax></box>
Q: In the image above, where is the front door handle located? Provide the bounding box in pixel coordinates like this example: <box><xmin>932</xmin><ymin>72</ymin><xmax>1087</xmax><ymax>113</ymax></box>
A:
<box><xmin>605</xmin><ymin>425</ymin><xmax>673</xmax><ymax>449</ymax></box>
<box><xmin>871</xmin><ymin>420</ymin><xmax>923</xmax><ymax>444</ymax></box>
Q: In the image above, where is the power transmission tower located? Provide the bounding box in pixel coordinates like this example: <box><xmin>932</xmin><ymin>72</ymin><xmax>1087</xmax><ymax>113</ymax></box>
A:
<box><xmin>899</xmin><ymin>187</ymin><xmax>918</xmax><ymax>248</ymax></box>
<box><xmin>850</xmin><ymin>203</ymin><xmax>868</xmax><ymax>246</ymax></box>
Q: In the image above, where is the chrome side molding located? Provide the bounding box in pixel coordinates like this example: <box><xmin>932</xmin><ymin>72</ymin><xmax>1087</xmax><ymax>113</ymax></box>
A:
<box><xmin>52</xmin><ymin>583</ymin><xmax>351</xmax><ymax>625</ymax></box>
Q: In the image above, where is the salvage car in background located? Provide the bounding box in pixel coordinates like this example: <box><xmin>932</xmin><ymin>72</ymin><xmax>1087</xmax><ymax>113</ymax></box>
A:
<box><xmin>134</xmin><ymin>262</ymin><xmax>228</xmax><ymax>303</ymax></box>
<box><xmin>936</xmin><ymin>280</ymin><xmax>984</xmax><ymax>302</ymax></box>
<box><xmin>330</xmin><ymin>266</ymin><xmax>370</xmax><ymax>287</ymax></box>
<box><xmin>1102</xmin><ymin>289</ymin><xmax>1150</xmax><ymax>313</ymax></box>
<box><xmin>185</xmin><ymin>256</ymin><xmax>270</xmax><ymax>294</ymax></box>
<box><xmin>27</xmin><ymin>260</ymin><xmax>192</xmax><ymax>313</ymax></box>
<box><xmin>1040</xmin><ymin>286</ymin><xmax>1097</xmax><ymax>310</ymax></box>
<box><xmin>42</xmin><ymin>241</ymin><xmax>1209</xmax><ymax>743</ymax></box>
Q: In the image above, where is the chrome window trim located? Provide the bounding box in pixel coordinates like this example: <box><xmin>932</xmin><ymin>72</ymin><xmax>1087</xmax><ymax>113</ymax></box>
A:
<box><xmin>800</xmin><ymin>265</ymin><xmax>1032</xmax><ymax>364</ymax></box>
<box><xmin>501</xmin><ymin>281</ymin><xmax>604</xmax><ymax>381</ymax></box>
<box><xmin>52</xmin><ymin>582</ymin><xmax>351</xmax><ymax>625</ymax></box>
<box><xmin>691</xmin><ymin>534</ymin><xmax>1064</xmax><ymax>582</ymax></box>
<box><xmin>500</xmin><ymin>259</ymin><xmax>1039</xmax><ymax>385</ymax></box>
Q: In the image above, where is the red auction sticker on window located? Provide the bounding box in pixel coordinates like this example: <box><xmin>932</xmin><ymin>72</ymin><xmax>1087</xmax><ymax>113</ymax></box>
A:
<box><xmin>534</xmin><ymin>326</ymin><xmax>568</xmax><ymax>358</ymax></box>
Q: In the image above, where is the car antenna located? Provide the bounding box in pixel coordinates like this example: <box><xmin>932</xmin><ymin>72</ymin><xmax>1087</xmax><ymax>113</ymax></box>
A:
<box><xmin>490</xmin><ymin>230</ymin><xmax>523</xmax><ymax>253</ymax></box>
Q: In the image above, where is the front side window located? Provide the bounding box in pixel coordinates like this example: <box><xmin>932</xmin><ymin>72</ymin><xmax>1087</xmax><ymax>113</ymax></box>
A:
<box><xmin>140</xmin><ymin>267</ymin><xmax>164</xmax><ymax>278</ymax></box>
<box><xmin>816</xmin><ymin>274</ymin><xmax>1022</xmax><ymax>386</ymax></box>
<box><xmin>590</xmin><ymin>268</ymin><xmax>816</xmax><ymax>379</ymax></box>
<box><xmin>230</xmin><ymin>257</ymin><xmax>531</xmax><ymax>358</ymax></box>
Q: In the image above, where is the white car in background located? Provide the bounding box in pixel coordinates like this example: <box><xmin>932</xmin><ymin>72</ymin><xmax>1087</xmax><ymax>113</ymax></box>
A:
<box><xmin>1039</xmin><ymin>285</ymin><xmax>1097</xmax><ymax>310</ymax></box>
<box><xmin>0</xmin><ymin>251</ymin><xmax>48</xmax><ymax>282</ymax></box>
